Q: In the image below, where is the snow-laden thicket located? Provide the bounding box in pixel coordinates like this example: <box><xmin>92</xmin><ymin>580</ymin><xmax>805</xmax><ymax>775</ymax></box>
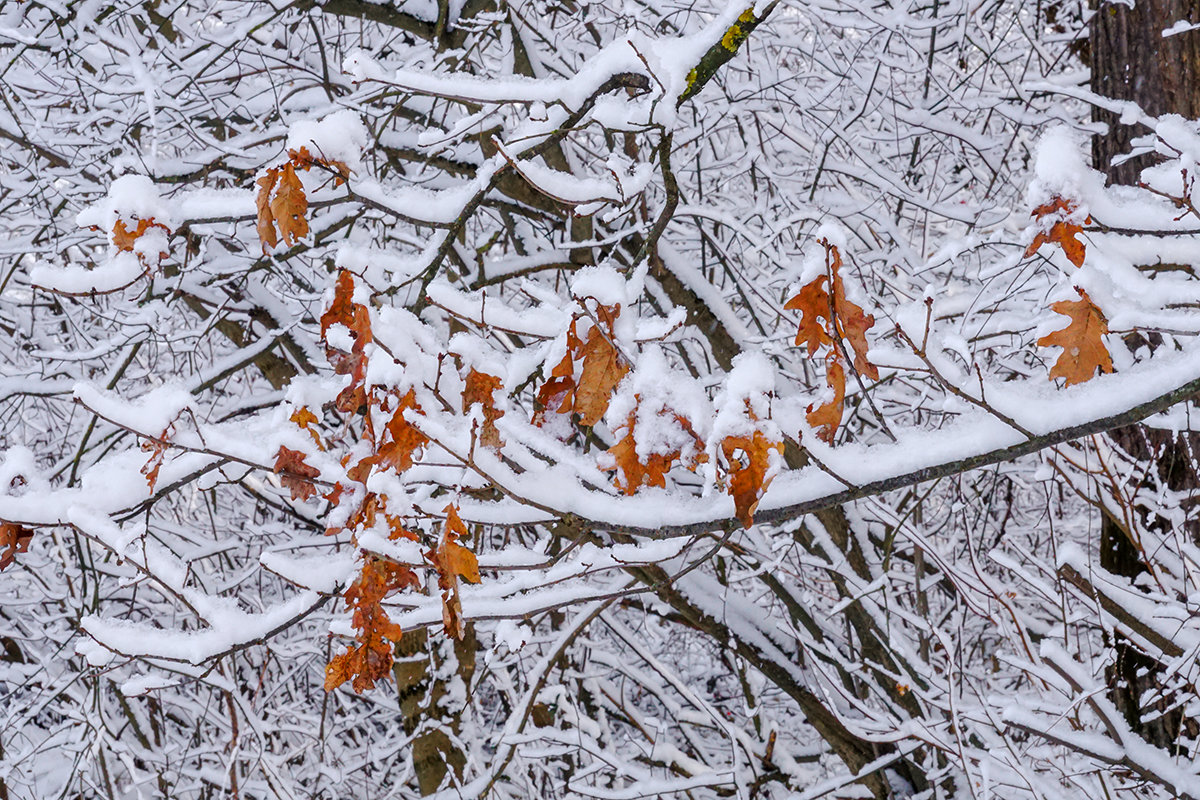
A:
<box><xmin>3</xmin><ymin>0</ymin><xmax>1200</xmax><ymax>798</ymax></box>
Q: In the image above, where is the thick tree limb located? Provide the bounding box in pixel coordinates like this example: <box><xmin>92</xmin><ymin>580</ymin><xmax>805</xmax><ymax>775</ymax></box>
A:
<box><xmin>588</xmin><ymin>371</ymin><xmax>1200</xmax><ymax>538</ymax></box>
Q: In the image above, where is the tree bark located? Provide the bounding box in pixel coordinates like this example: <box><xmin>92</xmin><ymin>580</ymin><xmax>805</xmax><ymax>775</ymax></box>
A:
<box><xmin>1090</xmin><ymin>0</ymin><xmax>1200</xmax><ymax>750</ymax></box>
<box><xmin>1090</xmin><ymin>0</ymin><xmax>1200</xmax><ymax>185</ymax></box>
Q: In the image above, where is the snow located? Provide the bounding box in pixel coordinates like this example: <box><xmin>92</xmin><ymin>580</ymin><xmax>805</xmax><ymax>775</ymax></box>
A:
<box><xmin>286</xmin><ymin>109</ymin><xmax>368</xmax><ymax>171</ymax></box>
<box><xmin>76</xmin><ymin>173</ymin><xmax>174</xmax><ymax>231</ymax></box>
<box><xmin>81</xmin><ymin>590</ymin><xmax>324</xmax><ymax>665</ymax></box>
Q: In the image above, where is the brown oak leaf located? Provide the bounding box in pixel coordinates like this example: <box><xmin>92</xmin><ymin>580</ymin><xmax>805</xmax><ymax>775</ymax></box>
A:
<box><xmin>290</xmin><ymin>406</ymin><xmax>322</xmax><ymax>447</ymax></box>
<box><xmin>324</xmin><ymin>555</ymin><xmax>420</xmax><ymax>693</ymax></box>
<box><xmin>1025</xmin><ymin>196</ymin><xmax>1090</xmax><ymax>268</ymax></box>
<box><xmin>111</xmin><ymin>217</ymin><xmax>169</xmax><ymax>264</ymax></box>
<box><xmin>255</xmin><ymin>168</ymin><xmax>280</xmax><ymax>252</ymax></box>
<box><xmin>320</xmin><ymin>271</ymin><xmax>373</xmax><ymax>414</ymax></box>
<box><xmin>828</xmin><ymin>246</ymin><xmax>878</xmax><ymax>381</ymax></box>
<box><xmin>321</xmin><ymin>271</ymin><xmax>371</xmax><ymax>344</ymax></box>
<box><xmin>139</xmin><ymin>421</ymin><xmax>177</xmax><ymax>492</ymax></box>
<box><xmin>608</xmin><ymin>406</ymin><xmax>706</xmax><ymax>495</ymax></box>
<box><xmin>535</xmin><ymin>308</ymin><xmax>628</xmax><ymax>427</ymax></box>
<box><xmin>575</xmin><ymin>325</ymin><xmax>629</xmax><ymax>426</ymax></box>
<box><xmin>141</xmin><ymin>439</ymin><xmax>167</xmax><ymax>491</ymax></box>
<box><xmin>289</xmin><ymin>145</ymin><xmax>351</xmax><ymax>184</ymax></box>
<box><xmin>270</xmin><ymin>163</ymin><xmax>309</xmax><ymax>247</ymax></box>
<box><xmin>806</xmin><ymin>359</ymin><xmax>847</xmax><ymax>443</ymax></box>
<box><xmin>426</xmin><ymin>504</ymin><xmax>482</xmax><ymax>639</ymax></box>
<box><xmin>0</xmin><ymin>523</ymin><xmax>34</xmax><ymax>571</ymax></box>
<box><xmin>785</xmin><ymin>241</ymin><xmax>877</xmax><ymax>443</ymax></box>
<box><xmin>274</xmin><ymin>445</ymin><xmax>321</xmax><ymax>500</ymax></box>
<box><xmin>784</xmin><ymin>276</ymin><xmax>834</xmax><ymax>356</ymax></box>
<box><xmin>608</xmin><ymin>422</ymin><xmax>647</xmax><ymax>494</ymax></box>
<box><xmin>721</xmin><ymin>429</ymin><xmax>784</xmax><ymax>529</ymax></box>
<box><xmin>534</xmin><ymin>320</ymin><xmax>583</xmax><ymax>423</ymax></box>
<box><xmin>375</xmin><ymin>388</ymin><xmax>429</xmax><ymax>474</ymax></box>
<box><xmin>1037</xmin><ymin>287</ymin><xmax>1114</xmax><ymax>386</ymax></box>
<box><xmin>462</xmin><ymin>368</ymin><xmax>504</xmax><ymax>451</ymax></box>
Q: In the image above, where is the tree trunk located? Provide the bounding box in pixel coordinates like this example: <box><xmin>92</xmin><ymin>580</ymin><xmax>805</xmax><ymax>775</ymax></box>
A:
<box><xmin>1090</xmin><ymin>0</ymin><xmax>1200</xmax><ymax>185</ymax></box>
<box><xmin>1090</xmin><ymin>0</ymin><xmax>1200</xmax><ymax>750</ymax></box>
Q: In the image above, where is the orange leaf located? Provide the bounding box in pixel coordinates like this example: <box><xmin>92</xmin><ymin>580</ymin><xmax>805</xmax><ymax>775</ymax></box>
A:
<box><xmin>534</xmin><ymin>373</ymin><xmax>575</xmax><ymax>422</ymax></box>
<box><xmin>139</xmin><ymin>421</ymin><xmax>176</xmax><ymax>492</ymax></box>
<box><xmin>141</xmin><ymin>439</ymin><xmax>167</xmax><ymax>491</ymax></box>
<box><xmin>374</xmin><ymin>388</ymin><xmax>428</xmax><ymax>474</ymax></box>
<box><xmin>608</xmin><ymin>418</ymin><xmax>647</xmax><ymax>495</ymax></box>
<box><xmin>1037</xmin><ymin>288</ymin><xmax>1114</xmax><ymax>386</ymax></box>
<box><xmin>721</xmin><ymin>429</ymin><xmax>783</xmax><ymax>529</ymax></box>
<box><xmin>320</xmin><ymin>271</ymin><xmax>373</xmax><ymax>415</ymax></box>
<box><xmin>806</xmin><ymin>358</ymin><xmax>846</xmax><ymax>443</ymax></box>
<box><xmin>535</xmin><ymin>309</ymin><xmax>628</xmax><ymax>427</ymax></box>
<box><xmin>270</xmin><ymin>163</ymin><xmax>309</xmax><ymax>247</ymax></box>
<box><xmin>255</xmin><ymin>168</ymin><xmax>280</xmax><ymax>252</ymax></box>
<box><xmin>575</xmin><ymin>326</ymin><xmax>629</xmax><ymax>426</ymax></box>
<box><xmin>427</xmin><ymin>504</ymin><xmax>481</xmax><ymax>639</ymax></box>
<box><xmin>786</xmin><ymin>242</ymin><xmax>876</xmax><ymax>444</ymax></box>
<box><xmin>274</xmin><ymin>446</ymin><xmax>321</xmax><ymax>500</ymax></box>
<box><xmin>289</xmin><ymin>145</ymin><xmax>351</xmax><ymax>184</ymax></box>
<box><xmin>785</xmin><ymin>244</ymin><xmax>876</xmax><ymax>378</ymax></box>
<box><xmin>1025</xmin><ymin>196</ymin><xmax>1089</xmax><ymax>268</ymax></box>
<box><xmin>828</xmin><ymin>246</ymin><xmax>878</xmax><ymax>381</ymax></box>
<box><xmin>439</xmin><ymin>504</ymin><xmax>480</xmax><ymax>583</ymax></box>
<box><xmin>290</xmin><ymin>406</ymin><xmax>322</xmax><ymax>447</ymax></box>
<box><xmin>607</xmin><ymin>406</ymin><xmax>705</xmax><ymax>495</ymax></box>
<box><xmin>534</xmin><ymin>321</ymin><xmax>582</xmax><ymax>424</ymax></box>
<box><xmin>462</xmin><ymin>368</ymin><xmax>504</xmax><ymax>451</ymax></box>
<box><xmin>321</xmin><ymin>270</ymin><xmax>373</xmax><ymax>351</ymax></box>
<box><xmin>111</xmin><ymin>218</ymin><xmax>169</xmax><ymax>265</ymax></box>
<box><xmin>324</xmin><ymin>482</ymin><xmax>347</xmax><ymax>508</ymax></box>
<box><xmin>325</xmin><ymin>555</ymin><xmax>419</xmax><ymax>693</ymax></box>
<box><xmin>784</xmin><ymin>276</ymin><xmax>834</xmax><ymax>356</ymax></box>
<box><xmin>0</xmin><ymin>523</ymin><xmax>34</xmax><ymax>571</ymax></box>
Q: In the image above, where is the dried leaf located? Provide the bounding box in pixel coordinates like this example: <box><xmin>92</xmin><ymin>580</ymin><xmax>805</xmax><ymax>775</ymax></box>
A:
<box><xmin>0</xmin><ymin>523</ymin><xmax>34</xmax><ymax>571</ymax></box>
<box><xmin>534</xmin><ymin>321</ymin><xmax>582</xmax><ymax>423</ymax></box>
<box><xmin>607</xmin><ymin>406</ymin><xmax>706</xmax><ymax>495</ymax></box>
<box><xmin>344</xmin><ymin>491</ymin><xmax>382</xmax><ymax>532</ymax></box>
<box><xmin>270</xmin><ymin>163</ymin><xmax>309</xmax><ymax>247</ymax></box>
<box><xmin>324</xmin><ymin>555</ymin><xmax>419</xmax><ymax>693</ymax></box>
<box><xmin>139</xmin><ymin>421</ymin><xmax>177</xmax><ymax>492</ymax></box>
<box><xmin>721</xmin><ymin>429</ymin><xmax>784</xmax><ymax>528</ymax></box>
<box><xmin>274</xmin><ymin>445</ymin><xmax>321</xmax><ymax>500</ymax></box>
<box><xmin>324</xmin><ymin>482</ymin><xmax>347</xmax><ymax>509</ymax></box>
<box><xmin>290</xmin><ymin>406</ymin><xmax>322</xmax><ymax>447</ymax></box>
<box><xmin>111</xmin><ymin>217</ymin><xmax>169</xmax><ymax>264</ymax></box>
<box><xmin>375</xmin><ymin>389</ymin><xmax>428</xmax><ymax>474</ymax></box>
<box><xmin>386</xmin><ymin>514</ymin><xmax>419</xmax><ymax>542</ymax></box>
<box><xmin>784</xmin><ymin>276</ymin><xmax>834</xmax><ymax>356</ymax></box>
<box><xmin>141</xmin><ymin>439</ymin><xmax>167</xmax><ymax>491</ymax></box>
<box><xmin>785</xmin><ymin>241</ymin><xmax>876</xmax><ymax>443</ymax></box>
<box><xmin>322</xmin><ymin>271</ymin><xmax>373</xmax><ymax>354</ymax></box>
<box><xmin>255</xmin><ymin>168</ymin><xmax>280</xmax><ymax>252</ymax></box>
<box><xmin>462</xmin><ymin>368</ymin><xmax>504</xmax><ymax>451</ymax></box>
<box><xmin>426</xmin><ymin>504</ymin><xmax>481</xmax><ymax>639</ymax></box>
<box><xmin>335</xmin><ymin>364</ymin><xmax>368</xmax><ymax>414</ymax></box>
<box><xmin>535</xmin><ymin>308</ymin><xmax>628</xmax><ymax>427</ymax></box>
<box><xmin>289</xmin><ymin>145</ymin><xmax>351</xmax><ymax>184</ymax></box>
<box><xmin>608</xmin><ymin>419</ymin><xmax>647</xmax><ymax>495</ymax></box>
<box><xmin>828</xmin><ymin>247</ymin><xmax>878</xmax><ymax>381</ymax></box>
<box><xmin>575</xmin><ymin>325</ymin><xmax>629</xmax><ymax>426</ymax></box>
<box><xmin>1025</xmin><ymin>196</ymin><xmax>1090</xmax><ymax>268</ymax></box>
<box><xmin>320</xmin><ymin>271</ymin><xmax>373</xmax><ymax>415</ymax></box>
<box><xmin>1037</xmin><ymin>287</ymin><xmax>1114</xmax><ymax>386</ymax></box>
<box><xmin>806</xmin><ymin>358</ymin><xmax>846</xmax><ymax>443</ymax></box>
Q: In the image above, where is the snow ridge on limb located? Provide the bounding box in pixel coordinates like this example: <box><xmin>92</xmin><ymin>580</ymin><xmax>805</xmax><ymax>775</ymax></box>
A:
<box><xmin>557</xmin><ymin>352</ymin><xmax>1200</xmax><ymax>538</ymax></box>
